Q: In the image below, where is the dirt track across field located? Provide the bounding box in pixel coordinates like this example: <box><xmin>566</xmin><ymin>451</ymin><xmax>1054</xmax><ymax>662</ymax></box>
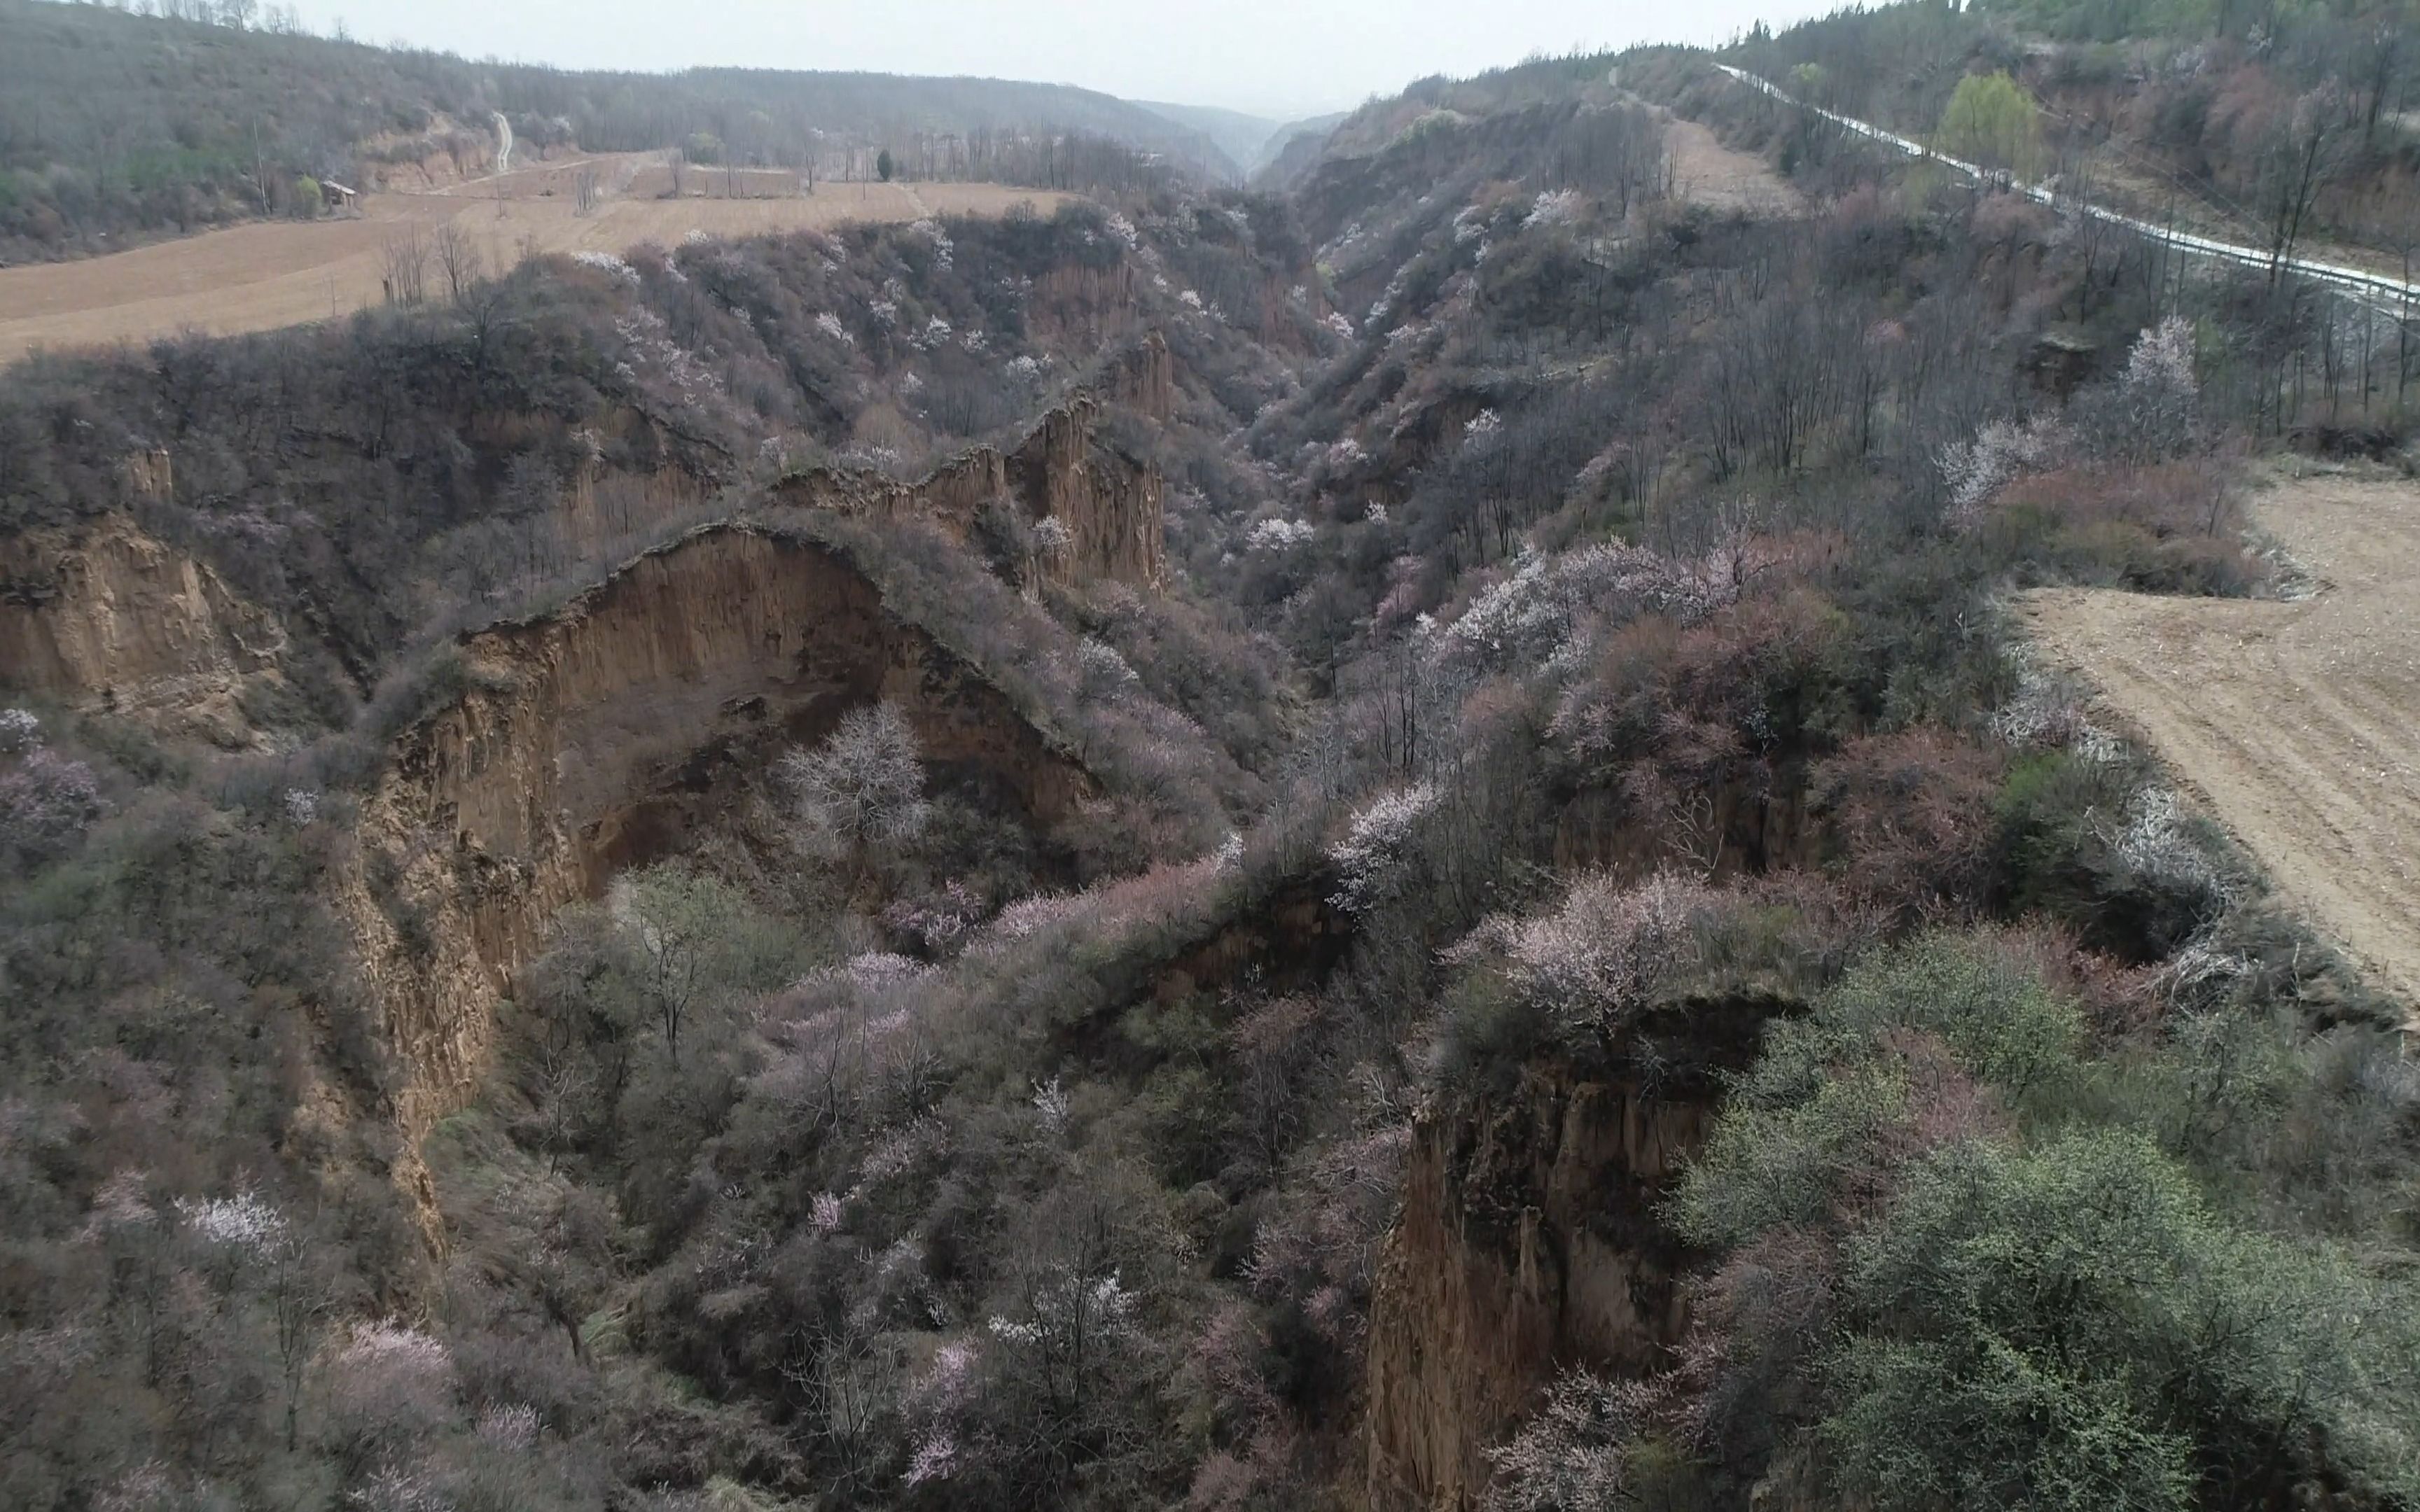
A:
<box><xmin>0</xmin><ymin>176</ymin><xmax>1071</xmax><ymax>365</ymax></box>
<box><xmin>2022</xmin><ymin>472</ymin><xmax>2420</xmax><ymax>1017</ymax></box>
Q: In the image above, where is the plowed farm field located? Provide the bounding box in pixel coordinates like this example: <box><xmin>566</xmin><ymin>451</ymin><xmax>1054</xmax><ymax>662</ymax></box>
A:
<box><xmin>2022</xmin><ymin>472</ymin><xmax>2420</xmax><ymax>1018</ymax></box>
<box><xmin>0</xmin><ymin>172</ymin><xmax>1069</xmax><ymax>365</ymax></box>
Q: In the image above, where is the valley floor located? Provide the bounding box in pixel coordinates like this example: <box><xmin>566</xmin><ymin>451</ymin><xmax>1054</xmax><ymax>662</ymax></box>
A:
<box><xmin>0</xmin><ymin>175</ymin><xmax>1070</xmax><ymax>364</ymax></box>
<box><xmin>2023</xmin><ymin>470</ymin><xmax>2420</xmax><ymax>1017</ymax></box>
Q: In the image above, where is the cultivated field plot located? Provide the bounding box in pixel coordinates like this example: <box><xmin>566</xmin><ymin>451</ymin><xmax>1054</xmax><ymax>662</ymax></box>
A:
<box><xmin>2022</xmin><ymin>472</ymin><xmax>2420</xmax><ymax>1017</ymax></box>
<box><xmin>0</xmin><ymin>173</ymin><xmax>1070</xmax><ymax>365</ymax></box>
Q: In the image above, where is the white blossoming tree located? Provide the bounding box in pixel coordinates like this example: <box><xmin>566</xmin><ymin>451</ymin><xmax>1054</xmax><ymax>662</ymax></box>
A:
<box><xmin>2114</xmin><ymin>315</ymin><xmax>2200</xmax><ymax>460</ymax></box>
<box><xmin>1484</xmin><ymin>1368</ymin><xmax>1660</xmax><ymax>1511</ymax></box>
<box><xmin>0</xmin><ymin>707</ymin><xmax>39</xmax><ymax>754</ymax></box>
<box><xmin>0</xmin><ymin>745</ymin><xmax>104</xmax><ymax>861</ymax></box>
<box><xmin>781</xmin><ymin>702</ymin><xmax>931</xmax><ymax>874</ymax></box>
<box><xmin>1452</xmin><ymin>870</ymin><xmax>1716</xmax><ymax>1038</ymax></box>
<box><xmin>1937</xmin><ymin>413</ymin><xmax>2069</xmax><ymax>526</ymax></box>
<box><xmin>1328</xmin><ymin>781</ymin><xmax>1441</xmax><ymax>914</ymax></box>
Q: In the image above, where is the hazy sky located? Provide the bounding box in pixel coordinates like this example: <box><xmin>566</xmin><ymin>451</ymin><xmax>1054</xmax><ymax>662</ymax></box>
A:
<box><xmin>282</xmin><ymin>0</ymin><xmax>1833</xmax><ymax>120</ymax></box>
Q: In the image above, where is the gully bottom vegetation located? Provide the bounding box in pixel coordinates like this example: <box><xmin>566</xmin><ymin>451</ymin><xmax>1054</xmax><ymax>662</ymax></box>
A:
<box><xmin>2</xmin><ymin>9</ymin><xmax>2419</xmax><ymax>1512</ymax></box>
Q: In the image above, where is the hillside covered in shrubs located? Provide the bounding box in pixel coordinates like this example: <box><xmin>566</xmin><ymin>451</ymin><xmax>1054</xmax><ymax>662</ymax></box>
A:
<box><xmin>4</xmin><ymin>5</ymin><xmax>2420</xmax><ymax>1511</ymax></box>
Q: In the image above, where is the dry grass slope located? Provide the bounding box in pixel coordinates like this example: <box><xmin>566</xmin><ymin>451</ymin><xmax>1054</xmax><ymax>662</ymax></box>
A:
<box><xmin>1665</xmin><ymin>116</ymin><xmax>1802</xmax><ymax>216</ymax></box>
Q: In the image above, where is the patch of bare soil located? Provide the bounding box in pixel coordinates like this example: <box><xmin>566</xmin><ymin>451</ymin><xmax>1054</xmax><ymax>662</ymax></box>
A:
<box><xmin>1665</xmin><ymin>117</ymin><xmax>1801</xmax><ymax>216</ymax></box>
<box><xmin>2021</xmin><ymin>472</ymin><xmax>2420</xmax><ymax>1018</ymax></box>
<box><xmin>0</xmin><ymin>179</ymin><xmax>1072</xmax><ymax>365</ymax></box>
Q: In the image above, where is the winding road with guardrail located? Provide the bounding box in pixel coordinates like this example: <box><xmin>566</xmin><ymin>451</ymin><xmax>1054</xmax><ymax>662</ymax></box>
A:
<box><xmin>1716</xmin><ymin>64</ymin><xmax>2419</xmax><ymax>318</ymax></box>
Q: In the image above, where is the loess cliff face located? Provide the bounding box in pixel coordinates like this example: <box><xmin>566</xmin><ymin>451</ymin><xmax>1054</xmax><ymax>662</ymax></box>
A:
<box><xmin>0</xmin><ymin>514</ymin><xmax>287</xmax><ymax>747</ymax></box>
<box><xmin>1105</xmin><ymin>330</ymin><xmax>1176</xmax><ymax>424</ymax></box>
<box><xmin>779</xmin><ymin>393</ymin><xmax>1166</xmax><ymax>590</ymax></box>
<box><xmin>552</xmin><ymin>461</ymin><xmax>715</xmax><ymax>561</ymax></box>
<box><xmin>1029</xmin><ymin>260</ymin><xmax>1146</xmax><ymax>344</ymax></box>
<box><xmin>0</xmin><ymin>400</ymin><xmax>1162</xmax><ymax>1247</ymax></box>
<box><xmin>1362</xmin><ymin>1002</ymin><xmax>1780</xmax><ymax>1511</ymax></box>
<box><xmin>342</xmin><ymin>523</ymin><xmax>1097</xmax><ymax>1236</ymax></box>
<box><xmin>1006</xmin><ymin>398</ymin><xmax>1165</xmax><ymax>589</ymax></box>
<box><xmin>359</xmin><ymin>144</ymin><xmax>497</xmax><ymax>195</ymax></box>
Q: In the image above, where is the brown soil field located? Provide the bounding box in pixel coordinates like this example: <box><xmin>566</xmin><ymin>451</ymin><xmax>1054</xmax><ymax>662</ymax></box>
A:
<box><xmin>2022</xmin><ymin>472</ymin><xmax>2420</xmax><ymax>1020</ymax></box>
<box><xmin>0</xmin><ymin>173</ymin><xmax>1071</xmax><ymax>365</ymax></box>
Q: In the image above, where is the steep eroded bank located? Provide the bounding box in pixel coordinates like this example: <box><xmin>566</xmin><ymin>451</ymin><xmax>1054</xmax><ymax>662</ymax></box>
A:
<box><xmin>0</xmin><ymin>514</ymin><xmax>288</xmax><ymax>747</ymax></box>
<box><xmin>1363</xmin><ymin>1001</ymin><xmax>1783</xmax><ymax>1511</ymax></box>
<box><xmin>344</xmin><ymin>522</ymin><xmax>1099</xmax><ymax>1238</ymax></box>
<box><xmin>778</xmin><ymin>389</ymin><xmax>1167</xmax><ymax>591</ymax></box>
<box><xmin>0</xmin><ymin>388</ymin><xmax>1174</xmax><ymax>1250</ymax></box>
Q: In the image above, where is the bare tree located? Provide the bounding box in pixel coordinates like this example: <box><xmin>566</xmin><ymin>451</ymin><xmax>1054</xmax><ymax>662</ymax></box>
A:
<box><xmin>2360</xmin><ymin>18</ymin><xmax>2405</xmax><ymax>148</ymax></box>
<box><xmin>380</xmin><ymin>226</ymin><xmax>427</xmax><ymax>305</ymax></box>
<box><xmin>575</xmin><ymin>166</ymin><xmax>600</xmax><ymax>216</ymax></box>
<box><xmin>2260</xmin><ymin>86</ymin><xmax>2355</xmax><ymax>284</ymax></box>
<box><xmin>781</xmin><ymin>1320</ymin><xmax>894</xmax><ymax>1497</ymax></box>
<box><xmin>611</xmin><ymin>868</ymin><xmax>730</xmax><ymax>1063</ymax></box>
<box><xmin>250</xmin><ymin>118</ymin><xmax>272</xmax><ymax>213</ymax></box>
<box><xmin>2396</xmin><ymin>208</ymin><xmax>2420</xmax><ymax>404</ymax></box>
<box><xmin>432</xmin><ymin>221</ymin><xmax>482</xmax><ymax>304</ymax></box>
<box><xmin>264</xmin><ymin>1229</ymin><xmax>330</xmax><ymax>1452</ymax></box>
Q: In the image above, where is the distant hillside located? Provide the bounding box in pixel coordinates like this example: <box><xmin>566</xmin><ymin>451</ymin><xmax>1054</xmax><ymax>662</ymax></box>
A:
<box><xmin>550</xmin><ymin>69</ymin><xmax>1238</xmax><ymax>181</ymax></box>
<box><xmin>1249</xmin><ymin>111</ymin><xmax>1351</xmax><ymax>188</ymax></box>
<box><xmin>1135</xmin><ymin>100</ymin><xmax>1284</xmax><ymax>181</ymax></box>
<box><xmin>0</xmin><ymin>0</ymin><xmax>1235</xmax><ymax>261</ymax></box>
<box><xmin>1251</xmin><ymin>55</ymin><xmax>1627</xmax><ymax>195</ymax></box>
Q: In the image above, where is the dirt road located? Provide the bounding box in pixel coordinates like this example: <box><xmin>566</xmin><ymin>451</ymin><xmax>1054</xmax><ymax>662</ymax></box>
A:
<box><xmin>2022</xmin><ymin>473</ymin><xmax>2420</xmax><ymax>1017</ymax></box>
<box><xmin>0</xmin><ymin>178</ymin><xmax>1070</xmax><ymax>365</ymax></box>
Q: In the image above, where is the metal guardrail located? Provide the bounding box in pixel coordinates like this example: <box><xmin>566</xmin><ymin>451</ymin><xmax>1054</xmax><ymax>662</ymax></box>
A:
<box><xmin>1715</xmin><ymin>63</ymin><xmax>2419</xmax><ymax>317</ymax></box>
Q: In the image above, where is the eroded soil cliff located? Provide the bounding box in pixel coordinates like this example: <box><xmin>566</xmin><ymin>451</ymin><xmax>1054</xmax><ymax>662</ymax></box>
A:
<box><xmin>341</xmin><ymin>523</ymin><xmax>1097</xmax><ymax>1238</ymax></box>
<box><xmin>779</xmin><ymin>391</ymin><xmax>1167</xmax><ymax>590</ymax></box>
<box><xmin>1363</xmin><ymin>1000</ymin><xmax>1781</xmax><ymax>1510</ymax></box>
<box><xmin>0</xmin><ymin>514</ymin><xmax>288</xmax><ymax>746</ymax></box>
